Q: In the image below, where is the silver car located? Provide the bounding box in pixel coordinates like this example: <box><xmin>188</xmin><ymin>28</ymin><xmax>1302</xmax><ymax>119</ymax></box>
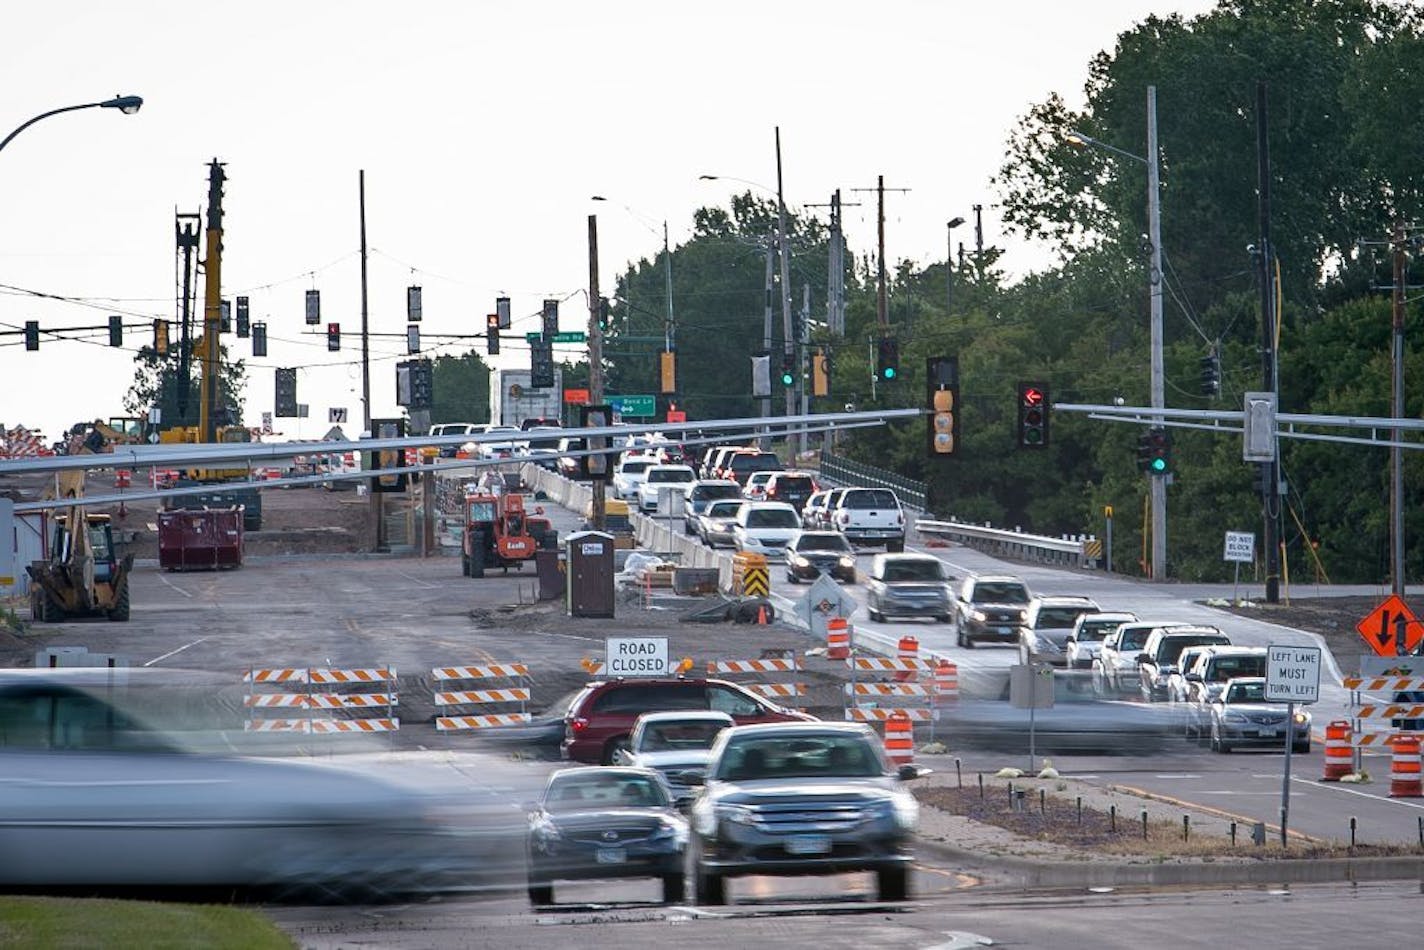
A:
<box><xmin>865</xmin><ymin>553</ymin><xmax>954</xmax><ymax>623</ymax></box>
<box><xmin>614</xmin><ymin>711</ymin><xmax>735</xmax><ymax>809</ymax></box>
<box><xmin>0</xmin><ymin>668</ymin><xmax>528</xmax><ymax>895</ymax></box>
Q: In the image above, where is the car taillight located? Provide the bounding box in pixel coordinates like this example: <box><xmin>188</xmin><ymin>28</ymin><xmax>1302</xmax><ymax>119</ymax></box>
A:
<box><xmin>570</xmin><ymin>717</ymin><xmax>589</xmax><ymax>733</ymax></box>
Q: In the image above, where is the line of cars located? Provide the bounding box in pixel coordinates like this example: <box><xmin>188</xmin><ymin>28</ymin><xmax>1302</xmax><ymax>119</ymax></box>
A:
<box><xmin>946</xmin><ymin>570</ymin><xmax>1311</xmax><ymax>755</ymax></box>
<box><xmin>521</xmin><ymin>673</ymin><xmax>927</xmax><ymax>907</ymax></box>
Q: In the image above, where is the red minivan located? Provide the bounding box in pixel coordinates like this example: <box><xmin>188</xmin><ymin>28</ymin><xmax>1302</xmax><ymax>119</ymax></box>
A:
<box><xmin>561</xmin><ymin>677</ymin><xmax>816</xmax><ymax>764</ymax></box>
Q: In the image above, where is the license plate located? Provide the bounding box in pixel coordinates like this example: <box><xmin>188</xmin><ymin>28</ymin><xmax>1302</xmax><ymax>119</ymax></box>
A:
<box><xmin>596</xmin><ymin>847</ymin><xmax>627</xmax><ymax>864</ymax></box>
<box><xmin>996</xmin><ymin>627</ymin><xmax>1013</xmax><ymax>635</ymax></box>
<box><xmin>785</xmin><ymin>835</ymin><xmax>832</xmax><ymax>855</ymax></box>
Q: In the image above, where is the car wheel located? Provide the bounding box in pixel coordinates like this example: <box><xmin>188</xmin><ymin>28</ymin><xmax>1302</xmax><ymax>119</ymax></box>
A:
<box><xmin>527</xmin><ymin>882</ymin><xmax>554</xmax><ymax>906</ymax></box>
<box><xmin>1210</xmin><ymin>722</ymin><xmax>1230</xmax><ymax>754</ymax></box>
<box><xmin>694</xmin><ymin>865</ymin><xmax>725</xmax><ymax>906</ymax></box>
<box><xmin>869</xmin><ymin>607</ymin><xmax>884</xmax><ymax>622</ymax></box>
<box><xmin>786</xmin><ymin>572</ymin><xmax>800</xmax><ymax>584</ymax></box>
<box><xmin>661</xmin><ymin>872</ymin><xmax>685</xmax><ymax>904</ymax></box>
<box><xmin>1293</xmin><ymin>742</ymin><xmax>1311</xmax><ymax>755</ymax></box>
<box><xmin>601</xmin><ymin>735</ymin><xmax>632</xmax><ymax>765</ymax></box>
<box><xmin>876</xmin><ymin>865</ymin><xmax>910</xmax><ymax>902</ymax></box>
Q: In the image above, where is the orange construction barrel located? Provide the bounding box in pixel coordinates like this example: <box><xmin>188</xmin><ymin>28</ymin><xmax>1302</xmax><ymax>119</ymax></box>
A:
<box><xmin>1320</xmin><ymin>720</ymin><xmax>1353</xmax><ymax>782</ymax></box>
<box><xmin>1388</xmin><ymin>734</ymin><xmax>1422</xmax><ymax>798</ymax></box>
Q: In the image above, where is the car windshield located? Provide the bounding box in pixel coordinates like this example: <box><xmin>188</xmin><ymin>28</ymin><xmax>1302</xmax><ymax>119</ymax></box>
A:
<box><xmin>694</xmin><ymin>484</ymin><xmax>742</xmax><ymax>501</ymax></box>
<box><xmin>1037</xmin><ymin>607</ymin><xmax>1090</xmax><ymax>628</ymax></box>
<box><xmin>636</xmin><ymin>721</ymin><xmax>727</xmax><ymax>752</ymax></box>
<box><xmin>648</xmin><ymin>468</ymin><xmax>693</xmax><ymax>483</ymax></box>
<box><xmin>746</xmin><ymin>508</ymin><xmax>799</xmax><ymax>528</ymax></box>
<box><xmin>974</xmin><ymin>582</ymin><xmax>1029</xmax><ymax>603</ymax></box>
<box><xmin>706</xmin><ymin>501</ymin><xmax>743</xmax><ymax>518</ymax></box>
<box><xmin>466</xmin><ymin>500</ymin><xmax>496</xmax><ymax>521</ymax></box>
<box><xmin>771</xmin><ymin>476</ymin><xmax>813</xmax><ymax>493</ymax></box>
<box><xmin>796</xmin><ymin>534</ymin><xmax>851</xmax><ymax>552</ymax></box>
<box><xmin>544</xmin><ymin>773</ymin><xmax>670</xmax><ymax>812</ymax></box>
<box><xmin>1208</xmin><ymin>656</ymin><xmax>1266</xmax><ymax>680</ymax></box>
<box><xmin>843</xmin><ymin>489</ymin><xmax>898</xmax><ymax>509</ymax></box>
<box><xmin>717</xmin><ymin>734</ymin><xmax>881</xmax><ymax>781</ymax></box>
<box><xmin>732</xmin><ymin>454</ymin><xmax>781</xmax><ymax>472</ymax></box>
<box><xmin>1158</xmin><ymin>635</ymin><xmax>1228</xmax><ymax>663</ymax></box>
<box><xmin>620</xmin><ymin>460</ymin><xmax>651</xmax><ymax>474</ymax></box>
<box><xmin>1224</xmin><ymin>681</ymin><xmax>1268</xmax><ymax>703</ymax></box>
<box><xmin>1119</xmin><ymin>628</ymin><xmax>1151</xmax><ymax>651</ymax></box>
<box><xmin>882</xmin><ymin>559</ymin><xmax>943</xmax><ymax>582</ymax></box>
<box><xmin>1076</xmin><ymin>621</ymin><xmax>1120</xmax><ymax>642</ymax></box>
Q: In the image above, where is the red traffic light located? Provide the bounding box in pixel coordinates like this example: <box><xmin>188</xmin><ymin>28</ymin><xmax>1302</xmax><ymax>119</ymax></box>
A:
<box><xmin>1020</xmin><ymin>386</ymin><xmax>1044</xmax><ymax>407</ymax></box>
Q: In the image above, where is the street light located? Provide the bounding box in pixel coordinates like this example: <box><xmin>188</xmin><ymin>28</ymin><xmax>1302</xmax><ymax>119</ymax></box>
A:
<box><xmin>590</xmin><ymin>194</ymin><xmax>676</xmax><ymax>356</ymax></box>
<box><xmin>1065</xmin><ymin>88</ymin><xmax>1166</xmax><ymax>582</ymax></box>
<box><xmin>0</xmin><ymin>94</ymin><xmax>144</xmax><ymax>155</ymax></box>
<box><xmin>946</xmin><ymin>216</ymin><xmax>966</xmax><ymax>311</ymax></box>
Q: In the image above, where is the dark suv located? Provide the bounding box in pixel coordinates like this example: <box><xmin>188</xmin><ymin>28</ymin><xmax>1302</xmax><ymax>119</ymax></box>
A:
<box><xmin>954</xmin><ymin>574</ymin><xmax>1032</xmax><ymax>648</ymax></box>
<box><xmin>763</xmin><ymin>471</ymin><xmax>817</xmax><ymax>511</ymax></box>
<box><xmin>687</xmin><ymin>721</ymin><xmax>925</xmax><ymax>904</ymax></box>
<box><xmin>561</xmin><ymin>678</ymin><xmax>815</xmax><ymax>765</ymax></box>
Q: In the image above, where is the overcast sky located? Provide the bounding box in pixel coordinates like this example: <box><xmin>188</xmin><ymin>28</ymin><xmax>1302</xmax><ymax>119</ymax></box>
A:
<box><xmin>0</xmin><ymin>0</ymin><xmax>1216</xmax><ymax>443</ymax></box>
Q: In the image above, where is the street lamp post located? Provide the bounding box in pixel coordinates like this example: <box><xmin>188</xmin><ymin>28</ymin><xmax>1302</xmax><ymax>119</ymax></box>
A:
<box><xmin>591</xmin><ymin>195</ymin><xmax>675</xmax><ymax>361</ymax></box>
<box><xmin>946</xmin><ymin>216</ymin><xmax>966</xmax><ymax>312</ymax></box>
<box><xmin>0</xmin><ymin>95</ymin><xmax>143</xmax><ymax>155</ymax></box>
<box><xmin>1067</xmin><ymin>85</ymin><xmax>1166</xmax><ymax>581</ymax></box>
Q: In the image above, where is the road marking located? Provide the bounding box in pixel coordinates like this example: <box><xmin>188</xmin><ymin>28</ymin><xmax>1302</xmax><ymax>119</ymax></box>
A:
<box><xmin>1154</xmin><ymin>774</ymin><xmax>1202</xmax><ymax>779</ymax></box>
<box><xmin>394</xmin><ymin>570</ymin><xmax>440</xmax><ymax>590</ymax></box>
<box><xmin>1292</xmin><ymin>774</ymin><xmax>1424</xmax><ymax>810</ymax></box>
<box><xmin>144</xmin><ymin>636</ymin><xmax>210</xmax><ymax>667</ymax></box>
<box><xmin>1110</xmin><ymin>783</ymin><xmax>1327</xmax><ymax>843</ymax></box>
<box><xmin>156</xmin><ymin>573</ymin><xmax>193</xmax><ymax>598</ymax></box>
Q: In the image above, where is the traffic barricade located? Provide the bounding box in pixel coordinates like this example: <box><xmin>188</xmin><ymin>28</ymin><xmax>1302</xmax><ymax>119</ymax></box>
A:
<box><xmin>1320</xmin><ymin>720</ymin><xmax>1353</xmax><ymax>781</ymax></box>
<box><xmin>433</xmin><ymin>663</ymin><xmax>531</xmax><ymax>731</ymax></box>
<box><xmin>844</xmin><ymin>656</ymin><xmax>937</xmax><ymax>738</ymax></box>
<box><xmin>730</xmin><ymin>552</ymin><xmax>769</xmax><ymax>597</ymax></box>
<box><xmin>883</xmin><ymin>710</ymin><xmax>914</xmax><ymax>766</ymax></box>
<box><xmin>933</xmin><ymin>659</ymin><xmax>960</xmax><ymax>705</ymax></box>
<box><xmin>1388</xmin><ymin>734</ymin><xmax>1422</xmax><ymax>798</ymax></box>
<box><xmin>243</xmin><ymin>667</ymin><xmax>313</xmax><ymax>733</ymax></box>
<box><xmin>708</xmin><ymin>657</ymin><xmax>806</xmax><ymax>707</ymax></box>
<box><xmin>826</xmin><ymin>617</ymin><xmax>851</xmax><ymax>660</ymax></box>
<box><xmin>242</xmin><ymin>666</ymin><xmax>398</xmax><ymax>733</ymax></box>
<box><xmin>894</xmin><ymin>635</ymin><xmax>920</xmax><ymax>682</ymax></box>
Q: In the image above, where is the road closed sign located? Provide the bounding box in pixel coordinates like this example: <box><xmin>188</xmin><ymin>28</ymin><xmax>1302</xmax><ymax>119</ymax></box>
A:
<box><xmin>1264</xmin><ymin>644</ymin><xmax>1322</xmax><ymax>704</ymax></box>
<box><xmin>605</xmin><ymin>636</ymin><xmax>669</xmax><ymax>677</ymax></box>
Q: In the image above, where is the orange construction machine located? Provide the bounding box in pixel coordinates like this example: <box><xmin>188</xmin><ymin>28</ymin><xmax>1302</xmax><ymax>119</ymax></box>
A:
<box><xmin>462</xmin><ymin>491</ymin><xmax>537</xmax><ymax>577</ymax></box>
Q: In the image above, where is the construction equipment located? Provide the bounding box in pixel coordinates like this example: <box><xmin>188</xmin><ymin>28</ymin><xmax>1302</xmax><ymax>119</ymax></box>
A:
<box><xmin>27</xmin><ymin>507</ymin><xmax>133</xmax><ymax>622</ymax></box>
<box><xmin>462</xmin><ymin>491</ymin><xmax>537</xmax><ymax>578</ymax></box>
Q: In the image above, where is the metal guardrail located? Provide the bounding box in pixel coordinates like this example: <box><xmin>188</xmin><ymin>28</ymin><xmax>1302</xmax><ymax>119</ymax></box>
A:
<box><xmin>915</xmin><ymin>518</ymin><xmax>1097</xmax><ymax>569</ymax></box>
<box><xmin>817</xmin><ymin>450</ymin><xmax>927</xmax><ymax>513</ymax></box>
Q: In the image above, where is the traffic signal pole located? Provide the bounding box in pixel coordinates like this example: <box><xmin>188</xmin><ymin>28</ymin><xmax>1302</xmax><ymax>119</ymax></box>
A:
<box><xmin>1147</xmin><ymin>87</ymin><xmax>1167</xmax><ymax>582</ymax></box>
<box><xmin>1255</xmin><ymin>82</ymin><xmax>1282</xmax><ymax>604</ymax></box>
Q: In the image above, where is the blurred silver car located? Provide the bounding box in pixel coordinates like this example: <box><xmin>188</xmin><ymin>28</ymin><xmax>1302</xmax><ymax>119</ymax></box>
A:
<box><xmin>0</xmin><ymin>668</ymin><xmax>529</xmax><ymax>896</ymax></box>
<box><xmin>614</xmin><ymin>711</ymin><xmax>734</xmax><ymax>809</ymax></box>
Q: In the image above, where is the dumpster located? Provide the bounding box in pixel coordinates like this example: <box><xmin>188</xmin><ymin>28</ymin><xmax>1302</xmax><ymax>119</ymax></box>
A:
<box><xmin>167</xmin><ymin>485</ymin><xmax>262</xmax><ymax>531</ymax></box>
<box><xmin>158</xmin><ymin>507</ymin><xmax>244</xmax><ymax>571</ymax></box>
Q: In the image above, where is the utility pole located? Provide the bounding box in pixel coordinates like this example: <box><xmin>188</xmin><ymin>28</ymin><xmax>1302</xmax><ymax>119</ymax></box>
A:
<box><xmin>588</xmin><ymin>214</ymin><xmax>606</xmax><ymax>531</ymax></box>
<box><xmin>1147</xmin><ymin>86</ymin><xmax>1167</xmax><ymax>582</ymax></box>
<box><xmin>799</xmin><ymin>282</ymin><xmax>811</xmax><ymax>456</ymax></box>
<box><xmin>761</xmin><ymin>240</ymin><xmax>774</xmax><ymax>449</ymax></box>
<box><xmin>972</xmin><ymin>203</ymin><xmax>985</xmax><ymax>279</ymax></box>
<box><xmin>199</xmin><ymin>160</ymin><xmax>225</xmax><ymax>445</ymax></box>
<box><xmin>359</xmin><ymin>170</ymin><xmax>372</xmax><ymax>435</ymax></box>
<box><xmin>175</xmin><ymin>211</ymin><xmax>200</xmax><ymax>426</ymax></box>
<box><xmin>877</xmin><ymin>176</ymin><xmax>888</xmax><ymax>330</ymax></box>
<box><xmin>946</xmin><ymin>216</ymin><xmax>965</xmax><ymax>313</ymax></box>
<box><xmin>1255</xmin><ymin>81</ymin><xmax>1281</xmax><ymax>604</ymax></box>
<box><xmin>1391</xmin><ymin>221</ymin><xmax>1406</xmax><ymax>597</ymax></box>
<box><xmin>829</xmin><ymin>191</ymin><xmax>844</xmax><ymax>335</ymax></box>
<box><xmin>775</xmin><ymin>127</ymin><xmax>795</xmax><ymax>428</ymax></box>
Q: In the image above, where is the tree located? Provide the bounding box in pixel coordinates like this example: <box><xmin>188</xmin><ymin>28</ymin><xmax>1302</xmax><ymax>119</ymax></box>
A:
<box><xmin>430</xmin><ymin>350</ymin><xmax>491</xmax><ymax>424</ymax></box>
<box><xmin>122</xmin><ymin>343</ymin><xmax>246</xmax><ymax>429</ymax></box>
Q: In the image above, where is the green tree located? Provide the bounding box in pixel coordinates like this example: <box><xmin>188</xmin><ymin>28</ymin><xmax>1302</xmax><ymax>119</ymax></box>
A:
<box><xmin>122</xmin><ymin>344</ymin><xmax>246</xmax><ymax>429</ymax></box>
<box><xmin>430</xmin><ymin>350</ymin><xmax>491</xmax><ymax>424</ymax></box>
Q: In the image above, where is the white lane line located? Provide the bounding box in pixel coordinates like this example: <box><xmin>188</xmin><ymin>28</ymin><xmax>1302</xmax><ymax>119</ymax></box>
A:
<box><xmin>1292</xmin><ymin>774</ymin><xmax>1424</xmax><ymax>810</ymax></box>
<box><xmin>395</xmin><ymin>570</ymin><xmax>440</xmax><ymax>590</ymax></box>
<box><xmin>1154</xmin><ymin>774</ymin><xmax>1202</xmax><ymax>780</ymax></box>
<box><xmin>157</xmin><ymin>573</ymin><xmax>193</xmax><ymax>598</ymax></box>
<box><xmin>144</xmin><ymin>636</ymin><xmax>211</xmax><ymax>667</ymax></box>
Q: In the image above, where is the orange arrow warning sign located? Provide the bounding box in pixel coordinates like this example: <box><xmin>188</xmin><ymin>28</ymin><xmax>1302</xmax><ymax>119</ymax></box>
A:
<box><xmin>1355</xmin><ymin>595</ymin><xmax>1424</xmax><ymax>657</ymax></box>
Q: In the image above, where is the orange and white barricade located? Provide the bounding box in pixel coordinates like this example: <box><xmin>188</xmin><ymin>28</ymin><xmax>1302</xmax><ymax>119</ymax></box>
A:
<box><xmin>933</xmin><ymin>659</ymin><xmax>959</xmax><ymax>704</ymax></box>
<box><xmin>1320</xmin><ymin>720</ymin><xmax>1353</xmax><ymax>781</ymax></box>
<box><xmin>708</xmin><ymin>657</ymin><xmax>805</xmax><ymax>706</ymax></box>
<box><xmin>433</xmin><ymin>663</ymin><xmax>531</xmax><ymax>731</ymax></box>
<box><xmin>826</xmin><ymin>617</ymin><xmax>851</xmax><ymax>660</ymax></box>
<box><xmin>243</xmin><ymin>667</ymin><xmax>313</xmax><ymax>733</ymax></box>
<box><xmin>1389</xmin><ymin>735</ymin><xmax>1423</xmax><ymax>798</ymax></box>
<box><xmin>242</xmin><ymin>666</ymin><xmax>398</xmax><ymax>733</ymax></box>
<box><xmin>883</xmin><ymin>711</ymin><xmax>915</xmax><ymax>766</ymax></box>
<box><xmin>894</xmin><ymin>635</ymin><xmax>920</xmax><ymax>682</ymax></box>
<box><xmin>844</xmin><ymin>655</ymin><xmax>936</xmax><ymax>748</ymax></box>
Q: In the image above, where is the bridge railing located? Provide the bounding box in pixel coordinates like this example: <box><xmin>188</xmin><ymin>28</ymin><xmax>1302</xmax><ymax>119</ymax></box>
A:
<box><xmin>817</xmin><ymin>449</ymin><xmax>927</xmax><ymax>514</ymax></box>
<box><xmin>915</xmin><ymin>518</ymin><xmax>1100</xmax><ymax>569</ymax></box>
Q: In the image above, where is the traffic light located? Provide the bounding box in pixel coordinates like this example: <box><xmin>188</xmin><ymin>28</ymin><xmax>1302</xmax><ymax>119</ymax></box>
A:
<box><xmin>236</xmin><ymin>296</ymin><xmax>250</xmax><ymax>338</ymax></box>
<box><xmin>327</xmin><ymin>322</ymin><xmax>341</xmax><ymax>351</ymax></box>
<box><xmin>407</xmin><ymin>285</ymin><xmax>422</xmax><ymax>322</ymax></box>
<box><xmin>751</xmin><ymin>353</ymin><xmax>771</xmax><ymax>398</ymax></box>
<box><xmin>811</xmin><ymin>348</ymin><xmax>830</xmax><ymax>397</ymax></box>
<box><xmin>108</xmin><ymin>315</ymin><xmax>123</xmax><ymax>347</ymax></box>
<box><xmin>926</xmin><ymin>356</ymin><xmax>960</xmax><ymax>458</ymax></box>
<box><xmin>24</xmin><ymin>320</ymin><xmax>39</xmax><ymax>351</ymax></box>
<box><xmin>1135</xmin><ymin>430</ymin><xmax>1154</xmax><ymax>472</ymax></box>
<box><xmin>274</xmin><ymin>367</ymin><xmax>298</xmax><ymax>417</ymax></box>
<box><xmin>1200</xmin><ymin>352</ymin><xmax>1220</xmax><ymax>396</ymax></box>
<box><xmin>780</xmin><ymin>352</ymin><xmax>795</xmax><ymax>387</ymax></box>
<box><xmin>1016</xmin><ymin>381</ymin><xmax>1049</xmax><ymax>447</ymax></box>
<box><xmin>598</xmin><ymin>296</ymin><xmax>610</xmax><ymax>330</ymax></box>
<box><xmin>659</xmin><ymin>350</ymin><xmax>677</xmax><ymax>394</ymax></box>
<box><xmin>153</xmin><ymin>319</ymin><xmax>170</xmax><ymax>357</ymax></box>
<box><xmin>252</xmin><ymin>321</ymin><xmax>268</xmax><ymax>357</ymax></box>
<box><xmin>876</xmin><ymin>337</ymin><xmax>899</xmax><ymax>381</ymax></box>
<box><xmin>406</xmin><ymin>324</ymin><xmax>420</xmax><ymax>355</ymax></box>
<box><xmin>305</xmin><ymin>289</ymin><xmax>320</xmax><ymax>325</ymax></box>
<box><xmin>220</xmin><ymin>299</ymin><xmax>231</xmax><ymax>334</ymax></box>
<box><xmin>1146</xmin><ymin>426</ymin><xmax>1171</xmax><ymax>475</ymax></box>
<box><xmin>486</xmin><ymin>313</ymin><xmax>500</xmax><ymax>354</ymax></box>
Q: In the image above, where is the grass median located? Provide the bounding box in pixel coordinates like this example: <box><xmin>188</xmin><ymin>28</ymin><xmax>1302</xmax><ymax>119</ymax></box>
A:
<box><xmin>0</xmin><ymin>897</ymin><xmax>293</xmax><ymax>949</ymax></box>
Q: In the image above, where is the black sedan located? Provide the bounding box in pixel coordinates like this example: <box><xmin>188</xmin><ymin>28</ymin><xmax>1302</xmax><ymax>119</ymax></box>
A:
<box><xmin>785</xmin><ymin>531</ymin><xmax>858</xmax><ymax>584</ymax></box>
<box><xmin>526</xmin><ymin>767</ymin><xmax>689</xmax><ymax>906</ymax></box>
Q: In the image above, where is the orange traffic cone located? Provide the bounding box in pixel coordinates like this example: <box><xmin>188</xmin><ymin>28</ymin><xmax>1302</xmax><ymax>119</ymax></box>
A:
<box><xmin>756</xmin><ymin>603</ymin><xmax>768</xmax><ymax>625</ymax></box>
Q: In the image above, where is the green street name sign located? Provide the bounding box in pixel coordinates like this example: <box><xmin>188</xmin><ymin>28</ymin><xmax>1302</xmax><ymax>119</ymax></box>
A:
<box><xmin>608</xmin><ymin>394</ymin><xmax>655</xmax><ymax>417</ymax></box>
<box><xmin>524</xmin><ymin>331</ymin><xmax>587</xmax><ymax>343</ymax></box>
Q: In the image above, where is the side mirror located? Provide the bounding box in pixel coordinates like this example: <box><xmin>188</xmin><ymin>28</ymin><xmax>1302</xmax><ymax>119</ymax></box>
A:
<box><xmin>1136</xmin><ymin>653</ymin><xmax>1153</xmax><ymax>664</ymax></box>
<box><xmin>897</xmin><ymin>764</ymin><xmax>931</xmax><ymax>781</ymax></box>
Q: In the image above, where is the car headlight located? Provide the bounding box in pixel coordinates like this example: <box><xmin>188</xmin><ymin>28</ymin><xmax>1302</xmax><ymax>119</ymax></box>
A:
<box><xmin>971</xmin><ymin>610</ymin><xmax>988</xmax><ymax>622</ymax></box>
<box><xmin>791</xmin><ymin>555</ymin><xmax>810</xmax><ymax>567</ymax></box>
<box><xmin>838</xmin><ymin>555</ymin><xmax>855</xmax><ymax>568</ymax></box>
<box><xmin>716</xmin><ymin>803</ymin><xmax>757</xmax><ymax>827</ymax></box>
<box><xmin>650</xmin><ymin>821</ymin><xmax>689</xmax><ymax>847</ymax></box>
<box><xmin>1293</xmin><ymin>711</ymin><xmax>1311</xmax><ymax>725</ymax></box>
<box><xmin>691</xmin><ymin>800</ymin><xmax>717</xmax><ymax>837</ymax></box>
<box><xmin>1017</xmin><ymin>609</ymin><xmax>1028</xmax><ymax>622</ymax></box>
<box><xmin>870</xmin><ymin>795</ymin><xmax>919</xmax><ymax>831</ymax></box>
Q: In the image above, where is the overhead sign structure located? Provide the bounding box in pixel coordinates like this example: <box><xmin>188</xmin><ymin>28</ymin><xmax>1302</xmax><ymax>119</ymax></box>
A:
<box><xmin>1223</xmin><ymin>531</ymin><xmax>1255</xmax><ymax>563</ymax></box>
<box><xmin>1356</xmin><ymin>595</ymin><xmax>1424</xmax><ymax>657</ymax></box>
<box><xmin>604</xmin><ymin>636</ymin><xmax>669</xmax><ymax>677</ymax></box>
<box><xmin>1265</xmin><ymin>644</ymin><xmax>1322</xmax><ymax>704</ymax></box>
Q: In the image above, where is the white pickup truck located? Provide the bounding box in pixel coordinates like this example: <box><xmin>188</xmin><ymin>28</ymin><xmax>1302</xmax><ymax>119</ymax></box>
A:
<box><xmin>830</xmin><ymin>488</ymin><xmax>906</xmax><ymax>551</ymax></box>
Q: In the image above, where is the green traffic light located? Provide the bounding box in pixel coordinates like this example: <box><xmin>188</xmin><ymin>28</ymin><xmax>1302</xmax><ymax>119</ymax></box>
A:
<box><xmin>883</xmin><ymin>367</ymin><xmax>897</xmax><ymax>380</ymax></box>
<box><xmin>781</xmin><ymin>372</ymin><xmax>794</xmax><ymax>386</ymax></box>
<box><xmin>1149</xmin><ymin>458</ymin><xmax>1167</xmax><ymax>473</ymax></box>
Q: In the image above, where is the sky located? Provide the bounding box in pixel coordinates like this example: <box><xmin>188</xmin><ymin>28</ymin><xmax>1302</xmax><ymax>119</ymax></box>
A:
<box><xmin>0</xmin><ymin>0</ymin><xmax>1218</xmax><ymax>444</ymax></box>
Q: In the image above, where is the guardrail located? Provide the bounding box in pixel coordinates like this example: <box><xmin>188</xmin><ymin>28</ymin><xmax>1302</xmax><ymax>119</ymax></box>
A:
<box><xmin>915</xmin><ymin>518</ymin><xmax>1099</xmax><ymax>569</ymax></box>
<box><xmin>817</xmin><ymin>449</ymin><xmax>927</xmax><ymax>513</ymax></box>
